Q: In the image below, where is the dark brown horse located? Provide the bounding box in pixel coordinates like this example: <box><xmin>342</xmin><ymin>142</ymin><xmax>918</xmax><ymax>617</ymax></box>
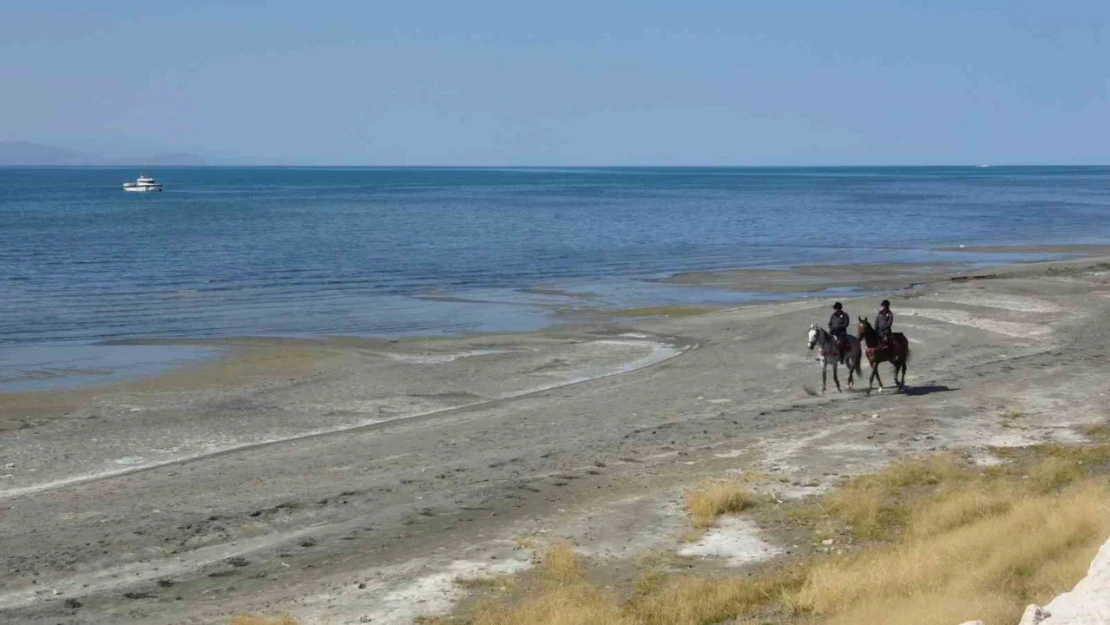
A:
<box><xmin>858</xmin><ymin>317</ymin><xmax>911</xmax><ymax>392</ymax></box>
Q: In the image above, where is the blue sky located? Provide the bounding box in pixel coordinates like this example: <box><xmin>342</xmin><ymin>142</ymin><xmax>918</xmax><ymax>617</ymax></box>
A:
<box><xmin>1</xmin><ymin>1</ymin><xmax>1107</xmax><ymax>165</ymax></box>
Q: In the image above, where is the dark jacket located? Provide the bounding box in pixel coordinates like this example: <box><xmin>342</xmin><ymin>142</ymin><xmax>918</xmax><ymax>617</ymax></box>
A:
<box><xmin>876</xmin><ymin>309</ymin><xmax>894</xmax><ymax>334</ymax></box>
<box><xmin>829</xmin><ymin>310</ymin><xmax>850</xmax><ymax>335</ymax></box>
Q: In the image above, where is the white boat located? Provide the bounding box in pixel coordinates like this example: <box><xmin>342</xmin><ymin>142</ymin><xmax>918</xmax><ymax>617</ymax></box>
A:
<box><xmin>122</xmin><ymin>174</ymin><xmax>163</xmax><ymax>192</ymax></box>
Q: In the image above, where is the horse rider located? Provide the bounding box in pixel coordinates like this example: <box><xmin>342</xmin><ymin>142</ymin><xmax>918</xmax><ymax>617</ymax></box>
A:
<box><xmin>828</xmin><ymin>302</ymin><xmax>850</xmax><ymax>363</ymax></box>
<box><xmin>876</xmin><ymin>299</ymin><xmax>894</xmax><ymax>345</ymax></box>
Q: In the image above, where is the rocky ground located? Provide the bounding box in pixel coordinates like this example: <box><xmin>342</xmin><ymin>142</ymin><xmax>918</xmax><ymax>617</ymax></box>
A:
<box><xmin>2</xmin><ymin>256</ymin><xmax>1110</xmax><ymax>624</ymax></box>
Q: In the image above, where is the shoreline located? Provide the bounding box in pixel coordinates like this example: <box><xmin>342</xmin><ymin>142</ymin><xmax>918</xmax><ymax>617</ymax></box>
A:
<box><xmin>5</xmin><ymin>242</ymin><xmax>1106</xmax><ymax>396</ymax></box>
<box><xmin>4</xmin><ymin>250</ymin><xmax>1110</xmax><ymax>624</ymax></box>
<box><xmin>0</xmin><ymin>333</ymin><xmax>691</xmax><ymax>501</ymax></box>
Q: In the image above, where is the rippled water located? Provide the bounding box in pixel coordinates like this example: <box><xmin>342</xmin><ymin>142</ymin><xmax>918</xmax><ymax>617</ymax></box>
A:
<box><xmin>2</xmin><ymin>166</ymin><xmax>1109</xmax><ymax>353</ymax></box>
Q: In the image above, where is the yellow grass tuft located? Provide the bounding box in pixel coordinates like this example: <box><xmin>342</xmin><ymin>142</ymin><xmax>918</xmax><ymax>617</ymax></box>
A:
<box><xmin>1027</xmin><ymin>456</ymin><xmax>1085</xmax><ymax>492</ymax></box>
<box><xmin>822</xmin><ymin>454</ymin><xmax>968</xmax><ymax>538</ymax></box>
<box><xmin>468</xmin><ymin>583</ymin><xmax>636</xmax><ymax>625</ymax></box>
<box><xmin>1039</xmin><ymin>441</ymin><xmax>1110</xmax><ymax>464</ymax></box>
<box><xmin>538</xmin><ymin>542</ymin><xmax>582</xmax><ymax>587</ymax></box>
<box><xmin>462</xmin><ymin>544</ymin><xmax>636</xmax><ymax>625</ymax></box>
<box><xmin>1080</xmin><ymin>421</ymin><xmax>1110</xmax><ymax>441</ymax></box>
<box><xmin>627</xmin><ymin>571</ymin><xmax>805</xmax><ymax>625</ymax></box>
<box><xmin>791</xmin><ymin>480</ymin><xmax>1110</xmax><ymax>625</ymax></box>
<box><xmin>686</xmin><ymin>480</ymin><xmax>757</xmax><ymax>529</ymax></box>
<box><xmin>455</xmin><ymin>573</ymin><xmax>518</xmax><ymax>592</ymax></box>
<box><xmin>908</xmin><ymin>484</ymin><xmax>1013</xmax><ymax>538</ymax></box>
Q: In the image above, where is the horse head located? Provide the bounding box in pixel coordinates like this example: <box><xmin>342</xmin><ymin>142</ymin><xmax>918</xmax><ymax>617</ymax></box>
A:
<box><xmin>857</xmin><ymin>316</ymin><xmax>879</xmax><ymax>345</ymax></box>
<box><xmin>807</xmin><ymin>324</ymin><xmax>819</xmax><ymax>350</ymax></box>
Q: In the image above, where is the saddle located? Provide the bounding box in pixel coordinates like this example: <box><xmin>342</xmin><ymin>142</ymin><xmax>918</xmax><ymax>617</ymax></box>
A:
<box><xmin>868</xmin><ymin>332</ymin><xmax>903</xmax><ymax>358</ymax></box>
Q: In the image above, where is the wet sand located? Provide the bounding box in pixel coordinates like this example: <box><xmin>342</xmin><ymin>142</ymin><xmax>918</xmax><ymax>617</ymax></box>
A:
<box><xmin>665</xmin><ymin>262</ymin><xmax>962</xmax><ymax>294</ymax></box>
<box><xmin>933</xmin><ymin>243</ymin><xmax>1110</xmax><ymax>255</ymax></box>
<box><xmin>3</xmin><ymin>256</ymin><xmax>1110</xmax><ymax>624</ymax></box>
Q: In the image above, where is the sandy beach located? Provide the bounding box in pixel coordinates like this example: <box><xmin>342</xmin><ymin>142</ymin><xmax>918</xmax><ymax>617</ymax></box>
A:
<box><xmin>3</xmin><ymin>252</ymin><xmax>1110</xmax><ymax>624</ymax></box>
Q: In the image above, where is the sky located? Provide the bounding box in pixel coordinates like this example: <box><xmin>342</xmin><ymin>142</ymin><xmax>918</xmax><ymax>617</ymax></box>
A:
<box><xmin>1</xmin><ymin>1</ymin><xmax>1107</xmax><ymax>165</ymax></box>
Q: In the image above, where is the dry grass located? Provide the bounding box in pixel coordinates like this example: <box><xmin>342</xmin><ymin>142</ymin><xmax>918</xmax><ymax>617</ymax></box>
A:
<box><xmin>685</xmin><ymin>479</ymin><xmax>758</xmax><ymax>529</ymax></box>
<box><xmin>1080</xmin><ymin>421</ymin><xmax>1110</xmax><ymax>441</ymax></box>
<box><xmin>233</xmin><ymin>445</ymin><xmax>1110</xmax><ymax>625</ymax></box>
<box><xmin>821</xmin><ymin>454</ymin><xmax>967</xmax><ymax>538</ymax></box>
<box><xmin>455</xmin><ymin>573</ymin><xmax>518</xmax><ymax>592</ymax></box>
<box><xmin>791</xmin><ymin>480</ymin><xmax>1110</xmax><ymax>625</ymax></box>
<box><xmin>627</xmin><ymin>570</ymin><xmax>806</xmax><ymax>625</ymax></box>
<box><xmin>467</xmin><ymin>584</ymin><xmax>637</xmax><ymax>625</ymax></box>
<box><xmin>537</xmin><ymin>542</ymin><xmax>582</xmax><ymax>587</ymax></box>
<box><xmin>460</xmin><ymin>544</ymin><xmax>638</xmax><ymax>625</ymax></box>
<box><xmin>1038</xmin><ymin>441</ymin><xmax>1110</xmax><ymax>464</ymax></box>
<box><xmin>455</xmin><ymin>545</ymin><xmax>803</xmax><ymax>625</ymax></box>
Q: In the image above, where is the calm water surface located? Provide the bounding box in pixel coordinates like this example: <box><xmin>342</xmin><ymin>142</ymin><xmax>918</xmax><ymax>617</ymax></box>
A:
<box><xmin>2</xmin><ymin>166</ymin><xmax>1108</xmax><ymax>387</ymax></box>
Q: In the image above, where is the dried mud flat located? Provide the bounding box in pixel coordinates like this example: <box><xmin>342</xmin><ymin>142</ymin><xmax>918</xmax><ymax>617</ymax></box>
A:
<box><xmin>4</xmin><ymin>256</ymin><xmax>1110</xmax><ymax>625</ymax></box>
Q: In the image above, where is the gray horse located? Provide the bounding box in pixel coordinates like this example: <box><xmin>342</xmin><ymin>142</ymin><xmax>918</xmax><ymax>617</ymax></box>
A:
<box><xmin>807</xmin><ymin>324</ymin><xmax>862</xmax><ymax>393</ymax></box>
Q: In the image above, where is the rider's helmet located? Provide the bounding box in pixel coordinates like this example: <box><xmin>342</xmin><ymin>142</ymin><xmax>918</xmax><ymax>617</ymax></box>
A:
<box><xmin>832</xmin><ymin>302</ymin><xmax>842</xmax><ymax>310</ymax></box>
<box><xmin>880</xmin><ymin>299</ymin><xmax>890</xmax><ymax>308</ymax></box>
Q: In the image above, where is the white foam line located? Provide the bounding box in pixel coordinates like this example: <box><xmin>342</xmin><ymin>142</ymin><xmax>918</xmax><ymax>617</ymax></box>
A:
<box><xmin>0</xmin><ymin>339</ymin><xmax>691</xmax><ymax>501</ymax></box>
<box><xmin>508</xmin><ymin>340</ymin><xmax>685</xmax><ymax>394</ymax></box>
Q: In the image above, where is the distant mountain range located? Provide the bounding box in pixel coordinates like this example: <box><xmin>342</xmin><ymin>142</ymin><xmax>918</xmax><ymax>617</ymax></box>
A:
<box><xmin>0</xmin><ymin>141</ymin><xmax>214</xmax><ymax>166</ymax></box>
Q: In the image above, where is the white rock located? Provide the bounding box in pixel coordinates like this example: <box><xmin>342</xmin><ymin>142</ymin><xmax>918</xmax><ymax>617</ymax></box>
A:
<box><xmin>958</xmin><ymin>538</ymin><xmax>1110</xmax><ymax>625</ymax></box>
<box><xmin>1018</xmin><ymin>604</ymin><xmax>1049</xmax><ymax>625</ymax></box>
<box><xmin>1040</xmin><ymin>538</ymin><xmax>1110</xmax><ymax>625</ymax></box>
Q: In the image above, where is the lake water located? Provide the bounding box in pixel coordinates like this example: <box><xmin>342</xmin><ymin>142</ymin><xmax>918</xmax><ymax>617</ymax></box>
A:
<box><xmin>2</xmin><ymin>166</ymin><xmax>1108</xmax><ymax>388</ymax></box>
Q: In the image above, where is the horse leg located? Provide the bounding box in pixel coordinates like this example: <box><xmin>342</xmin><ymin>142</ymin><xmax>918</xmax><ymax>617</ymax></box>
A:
<box><xmin>846</xmin><ymin>356</ymin><xmax>854</xmax><ymax>389</ymax></box>
<box><xmin>832</xmin><ymin>362</ymin><xmax>841</xmax><ymax>392</ymax></box>
<box><xmin>872</xmin><ymin>363</ymin><xmax>886</xmax><ymax>393</ymax></box>
<box><xmin>821</xmin><ymin>362</ymin><xmax>828</xmax><ymax>394</ymax></box>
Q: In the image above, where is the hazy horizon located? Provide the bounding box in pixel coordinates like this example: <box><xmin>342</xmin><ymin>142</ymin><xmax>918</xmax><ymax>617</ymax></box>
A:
<box><xmin>3</xmin><ymin>2</ymin><xmax>1108</xmax><ymax>166</ymax></box>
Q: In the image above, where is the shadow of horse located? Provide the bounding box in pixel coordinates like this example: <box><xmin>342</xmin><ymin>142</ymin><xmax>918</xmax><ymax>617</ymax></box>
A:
<box><xmin>900</xmin><ymin>384</ymin><xmax>956</xmax><ymax>397</ymax></box>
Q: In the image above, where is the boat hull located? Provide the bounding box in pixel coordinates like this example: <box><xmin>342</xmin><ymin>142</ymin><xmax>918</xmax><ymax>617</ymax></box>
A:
<box><xmin>123</xmin><ymin>185</ymin><xmax>163</xmax><ymax>192</ymax></box>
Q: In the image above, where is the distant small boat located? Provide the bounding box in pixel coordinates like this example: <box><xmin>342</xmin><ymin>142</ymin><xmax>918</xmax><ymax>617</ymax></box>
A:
<box><xmin>122</xmin><ymin>174</ymin><xmax>163</xmax><ymax>192</ymax></box>
<box><xmin>976</xmin><ymin>164</ymin><xmax>991</xmax><ymax>168</ymax></box>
